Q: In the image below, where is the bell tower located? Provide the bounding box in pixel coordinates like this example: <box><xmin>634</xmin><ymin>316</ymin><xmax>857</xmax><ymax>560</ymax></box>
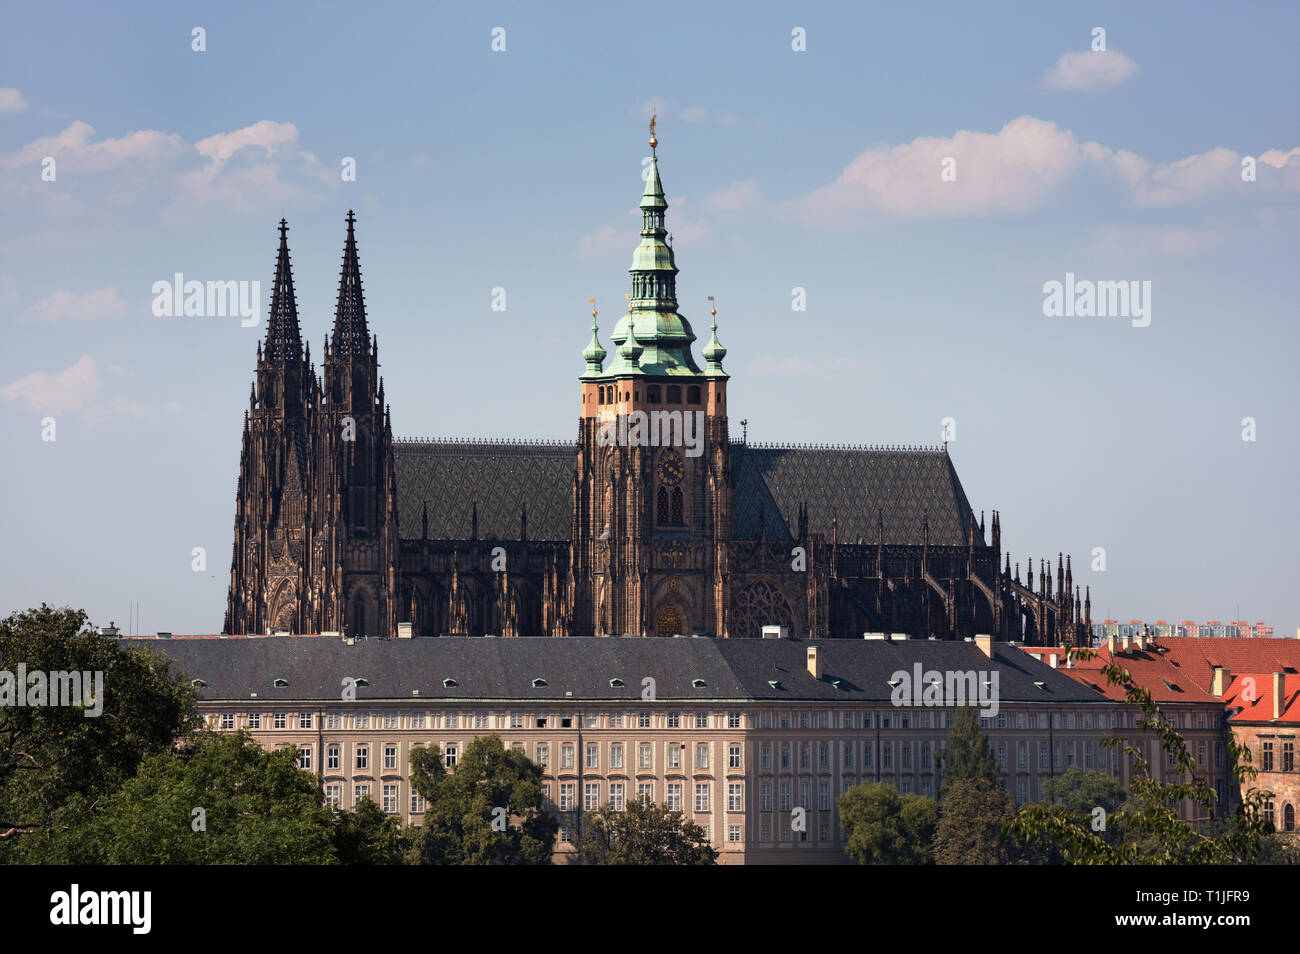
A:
<box><xmin>572</xmin><ymin>121</ymin><xmax>732</xmax><ymax>636</ymax></box>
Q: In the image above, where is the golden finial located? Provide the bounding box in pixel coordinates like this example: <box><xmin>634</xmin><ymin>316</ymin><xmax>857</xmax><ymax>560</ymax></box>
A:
<box><xmin>649</xmin><ymin>111</ymin><xmax>658</xmax><ymax>149</ymax></box>
<box><xmin>589</xmin><ymin>296</ymin><xmax>597</xmax><ymax>319</ymax></box>
<box><xmin>625</xmin><ymin>293</ymin><xmax>633</xmax><ymax>312</ymax></box>
<box><xmin>708</xmin><ymin>295</ymin><xmax>716</xmax><ymax>317</ymax></box>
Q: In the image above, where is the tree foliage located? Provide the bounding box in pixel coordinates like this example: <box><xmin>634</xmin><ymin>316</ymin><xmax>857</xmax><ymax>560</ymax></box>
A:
<box><xmin>1008</xmin><ymin>644</ymin><xmax>1273</xmax><ymax>864</ymax></box>
<box><xmin>939</xmin><ymin>704</ymin><xmax>1001</xmax><ymax>798</ymax></box>
<box><xmin>407</xmin><ymin>734</ymin><xmax>555</xmax><ymax>864</ymax></box>
<box><xmin>333</xmin><ymin>796</ymin><xmax>411</xmax><ymax>865</ymax></box>
<box><xmin>47</xmin><ymin>730</ymin><xmax>337</xmax><ymax>864</ymax></box>
<box><xmin>933</xmin><ymin>777</ymin><xmax>1019</xmax><ymax>864</ymax></box>
<box><xmin>574</xmin><ymin>798</ymin><xmax>718</xmax><ymax>865</ymax></box>
<box><xmin>838</xmin><ymin>781</ymin><xmax>938</xmax><ymax>864</ymax></box>
<box><xmin>0</xmin><ymin>604</ymin><xmax>198</xmax><ymax>860</ymax></box>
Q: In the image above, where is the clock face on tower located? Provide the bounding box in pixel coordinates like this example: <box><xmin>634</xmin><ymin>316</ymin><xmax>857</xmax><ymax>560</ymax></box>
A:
<box><xmin>657</xmin><ymin>448</ymin><xmax>685</xmax><ymax>484</ymax></box>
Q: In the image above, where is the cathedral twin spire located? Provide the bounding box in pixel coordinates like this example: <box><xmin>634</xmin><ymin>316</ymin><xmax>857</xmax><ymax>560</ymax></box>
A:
<box><xmin>259</xmin><ymin>211</ymin><xmax>373</xmax><ymax>367</ymax></box>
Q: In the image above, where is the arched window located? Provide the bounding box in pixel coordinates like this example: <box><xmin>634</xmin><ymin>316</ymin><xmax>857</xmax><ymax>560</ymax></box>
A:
<box><xmin>687</xmin><ymin>385</ymin><xmax>701</xmax><ymax>404</ymax></box>
<box><xmin>647</xmin><ymin>385</ymin><xmax>661</xmax><ymax>404</ymax></box>
<box><xmin>667</xmin><ymin>385</ymin><xmax>681</xmax><ymax>404</ymax></box>
<box><xmin>352</xmin><ymin>601</ymin><xmax>366</xmax><ymax>637</ymax></box>
<box><xmin>656</xmin><ymin>486</ymin><xmax>669</xmax><ymax>524</ymax></box>
<box><xmin>671</xmin><ymin>487</ymin><xmax>684</xmax><ymax>525</ymax></box>
<box><xmin>1286</xmin><ymin>804</ymin><xmax>1296</xmax><ymax>832</ymax></box>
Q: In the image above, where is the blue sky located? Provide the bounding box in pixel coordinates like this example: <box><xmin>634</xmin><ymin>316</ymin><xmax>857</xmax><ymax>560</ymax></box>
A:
<box><xmin>1</xmin><ymin>1</ymin><xmax>1297</xmax><ymax>635</ymax></box>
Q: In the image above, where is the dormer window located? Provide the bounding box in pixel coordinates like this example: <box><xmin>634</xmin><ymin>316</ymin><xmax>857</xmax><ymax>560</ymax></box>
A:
<box><xmin>443</xmin><ymin>678</ymin><xmax>457</xmax><ymax>688</ymax></box>
<box><xmin>191</xmin><ymin>679</ymin><xmax>207</xmax><ymax>688</ymax></box>
<box><xmin>532</xmin><ymin>678</ymin><xmax>547</xmax><ymax>688</ymax></box>
<box><xmin>273</xmin><ymin>678</ymin><xmax>288</xmax><ymax>688</ymax></box>
<box><xmin>692</xmin><ymin>678</ymin><xmax>707</xmax><ymax>689</ymax></box>
<box><xmin>609</xmin><ymin>678</ymin><xmax>625</xmax><ymax>688</ymax></box>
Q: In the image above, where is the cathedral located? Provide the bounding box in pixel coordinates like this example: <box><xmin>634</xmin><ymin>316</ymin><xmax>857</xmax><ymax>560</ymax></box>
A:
<box><xmin>224</xmin><ymin>130</ymin><xmax>1092</xmax><ymax>646</ymax></box>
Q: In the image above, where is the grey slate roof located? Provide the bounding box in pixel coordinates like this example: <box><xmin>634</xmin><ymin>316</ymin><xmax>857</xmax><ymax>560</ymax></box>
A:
<box><xmin>392</xmin><ymin>441</ymin><xmax>975</xmax><ymax>547</ymax></box>
<box><xmin>123</xmin><ymin>636</ymin><xmax>1105</xmax><ymax>706</ymax></box>
<box><xmin>731</xmin><ymin>445</ymin><xmax>973</xmax><ymax>546</ymax></box>
<box><xmin>393</xmin><ymin>440</ymin><xmax>574</xmax><ymax>541</ymax></box>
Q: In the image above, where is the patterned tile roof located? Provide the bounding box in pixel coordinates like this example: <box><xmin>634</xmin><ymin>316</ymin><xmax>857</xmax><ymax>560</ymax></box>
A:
<box><xmin>391</xmin><ymin>441</ymin><xmax>977</xmax><ymax>547</ymax></box>
<box><xmin>731</xmin><ymin>445</ymin><xmax>974</xmax><ymax>546</ymax></box>
<box><xmin>393</xmin><ymin>440</ymin><xmax>574</xmax><ymax>541</ymax></box>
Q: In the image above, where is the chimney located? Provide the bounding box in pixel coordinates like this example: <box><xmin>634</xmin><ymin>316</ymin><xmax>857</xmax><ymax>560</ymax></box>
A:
<box><xmin>974</xmin><ymin>634</ymin><xmax>994</xmax><ymax>658</ymax></box>
<box><xmin>1274</xmin><ymin>672</ymin><xmax>1285</xmax><ymax>720</ymax></box>
<box><xmin>1211</xmin><ymin>666</ymin><xmax>1230</xmax><ymax>698</ymax></box>
<box><xmin>1107</xmin><ymin>635</ymin><xmax>1117</xmax><ymax>656</ymax></box>
<box><xmin>1048</xmin><ymin>653</ymin><xmax>1058</xmax><ymax>669</ymax></box>
<box><xmin>1134</xmin><ymin>634</ymin><xmax>1145</xmax><ymax>651</ymax></box>
<box><xmin>397</xmin><ymin>622</ymin><xmax>413</xmax><ymax>639</ymax></box>
<box><xmin>806</xmin><ymin>646</ymin><xmax>821</xmax><ymax>680</ymax></box>
<box><xmin>1121</xmin><ymin>634</ymin><xmax>1131</xmax><ymax>653</ymax></box>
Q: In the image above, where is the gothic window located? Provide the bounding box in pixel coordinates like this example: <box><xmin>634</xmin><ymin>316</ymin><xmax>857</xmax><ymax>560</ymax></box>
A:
<box><xmin>667</xmin><ymin>385</ymin><xmax>681</xmax><ymax>404</ymax></box>
<box><xmin>687</xmin><ymin>385</ymin><xmax>701</xmax><ymax>404</ymax></box>
<box><xmin>656</xmin><ymin>604</ymin><xmax>682</xmax><ymax>638</ymax></box>
<box><xmin>671</xmin><ymin>488</ymin><xmax>684</xmax><ymax>525</ymax></box>
<box><xmin>729</xmin><ymin>580</ymin><xmax>795</xmax><ymax>639</ymax></box>
<box><xmin>647</xmin><ymin>385</ymin><xmax>661</xmax><ymax>404</ymax></box>
<box><xmin>351</xmin><ymin>600</ymin><xmax>366</xmax><ymax>637</ymax></box>
<box><xmin>656</xmin><ymin>486</ymin><xmax>669</xmax><ymax>524</ymax></box>
<box><xmin>1287</xmin><ymin>804</ymin><xmax>1296</xmax><ymax>832</ymax></box>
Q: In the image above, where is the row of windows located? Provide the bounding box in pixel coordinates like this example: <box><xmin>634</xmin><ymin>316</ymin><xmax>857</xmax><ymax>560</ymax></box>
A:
<box><xmin>1258</xmin><ymin>739</ymin><xmax>1297</xmax><ymax>773</ymax></box>
<box><xmin>215</xmin><ymin>706</ymin><xmax>1200</xmax><ymax>733</ymax></box>
<box><xmin>216</xmin><ymin>710</ymin><xmax>748</xmax><ymax>731</ymax></box>
<box><xmin>597</xmin><ymin>384</ymin><xmax>702</xmax><ymax>406</ymax></box>
<box><xmin>548</xmin><ymin>780</ymin><xmax>743</xmax><ymax>814</ymax></box>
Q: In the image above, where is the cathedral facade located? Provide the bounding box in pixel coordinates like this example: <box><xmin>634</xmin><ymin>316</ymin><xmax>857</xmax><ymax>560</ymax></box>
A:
<box><xmin>225</xmin><ymin>135</ymin><xmax>1091</xmax><ymax>646</ymax></box>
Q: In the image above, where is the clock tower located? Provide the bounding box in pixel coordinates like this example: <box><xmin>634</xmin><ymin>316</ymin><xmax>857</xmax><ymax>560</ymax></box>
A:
<box><xmin>571</xmin><ymin>124</ymin><xmax>733</xmax><ymax>636</ymax></box>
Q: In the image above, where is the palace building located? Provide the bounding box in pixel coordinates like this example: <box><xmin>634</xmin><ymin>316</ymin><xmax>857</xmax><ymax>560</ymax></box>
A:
<box><xmin>130</xmin><ymin>633</ymin><xmax>1202</xmax><ymax>864</ymax></box>
<box><xmin>225</xmin><ymin>130</ymin><xmax>1092</xmax><ymax>645</ymax></box>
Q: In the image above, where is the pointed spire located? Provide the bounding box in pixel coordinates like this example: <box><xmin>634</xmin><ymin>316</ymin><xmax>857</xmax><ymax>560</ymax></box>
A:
<box><xmin>619</xmin><ymin>314</ymin><xmax>643</xmax><ymax>368</ymax></box>
<box><xmin>331</xmin><ymin>210</ymin><xmax>369</xmax><ymax>358</ymax></box>
<box><xmin>702</xmin><ymin>296</ymin><xmax>728</xmax><ymax>377</ymax></box>
<box><xmin>582</xmin><ymin>299</ymin><xmax>607</xmax><ymax>375</ymax></box>
<box><xmin>264</xmin><ymin>218</ymin><xmax>303</xmax><ymax>361</ymax></box>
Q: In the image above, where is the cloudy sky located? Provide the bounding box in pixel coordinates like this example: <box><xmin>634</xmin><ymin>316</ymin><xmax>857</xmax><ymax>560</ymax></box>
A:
<box><xmin>1</xmin><ymin>1</ymin><xmax>1297</xmax><ymax>635</ymax></box>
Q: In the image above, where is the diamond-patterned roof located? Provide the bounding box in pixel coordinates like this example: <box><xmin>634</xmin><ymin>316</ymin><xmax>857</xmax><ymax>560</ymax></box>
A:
<box><xmin>392</xmin><ymin>442</ymin><xmax>975</xmax><ymax>546</ymax></box>
<box><xmin>393</xmin><ymin>441</ymin><xmax>574</xmax><ymax>541</ymax></box>
<box><xmin>731</xmin><ymin>445</ymin><xmax>974</xmax><ymax>546</ymax></box>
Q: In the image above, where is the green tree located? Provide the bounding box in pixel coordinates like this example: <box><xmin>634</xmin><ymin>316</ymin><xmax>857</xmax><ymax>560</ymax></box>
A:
<box><xmin>1008</xmin><ymin>645</ymin><xmax>1273</xmax><ymax>864</ymax></box>
<box><xmin>0</xmin><ymin>605</ymin><xmax>198</xmax><ymax>860</ymax></box>
<box><xmin>838</xmin><ymin>781</ymin><xmax>938</xmax><ymax>864</ymax></box>
<box><xmin>932</xmin><ymin>776</ymin><xmax>1019</xmax><ymax>864</ymax></box>
<box><xmin>47</xmin><ymin>730</ymin><xmax>336</xmax><ymax>864</ymax></box>
<box><xmin>939</xmin><ymin>704</ymin><xmax>1000</xmax><ymax>797</ymax></box>
<box><xmin>408</xmin><ymin>735</ymin><xmax>555</xmax><ymax>864</ymax></box>
<box><xmin>333</xmin><ymin>796</ymin><xmax>411</xmax><ymax>865</ymax></box>
<box><xmin>574</xmin><ymin>798</ymin><xmax>718</xmax><ymax>865</ymax></box>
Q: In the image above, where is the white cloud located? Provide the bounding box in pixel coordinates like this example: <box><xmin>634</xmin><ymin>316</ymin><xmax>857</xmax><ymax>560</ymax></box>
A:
<box><xmin>785</xmin><ymin>116</ymin><xmax>1083</xmax><ymax>225</ymax></box>
<box><xmin>0</xmin><ymin>354</ymin><xmax>102</xmax><ymax>415</ymax></box>
<box><xmin>783</xmin><ymin>116</ymin><xmax>1300</xmax><ymax>226</ymax></box>
<box><xmin>192</xmin><ymin>120</ymin><xmax>299</xmax><ymax>176</ymax></box>
<box><xmin>704</xmin><ymin>179</ymin><xmax>762</xmax><ymax>214</ymax></box>
<box><xmin>31</xmin><ymin>287</ymin><xmax>127</xmax><ymax>322</ymax></box>
<box><xmin>2</xmin><ymin>120</ymin><xmax>186</xmax><ymax>172</ymax></box>
<box><xmin>1043</xmin><ymin>50</ymin><xmax>1139</xmax><ymax>92</ymax></box>
<box><xmin>0</xmin><ymin>87</ymin><xmax>28</xmax><ymax>114</ymax></box>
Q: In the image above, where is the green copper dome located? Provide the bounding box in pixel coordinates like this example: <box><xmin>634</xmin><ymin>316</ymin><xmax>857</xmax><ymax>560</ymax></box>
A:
<box><xmin>596</xmin><ymin>137</ymin><xmax>707</xmax><ymax>379</ymax></box>
<box><xmin>581</xmin><ymin>307</ymin><xmax>607</xmax><ymax>376</ymax></box>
